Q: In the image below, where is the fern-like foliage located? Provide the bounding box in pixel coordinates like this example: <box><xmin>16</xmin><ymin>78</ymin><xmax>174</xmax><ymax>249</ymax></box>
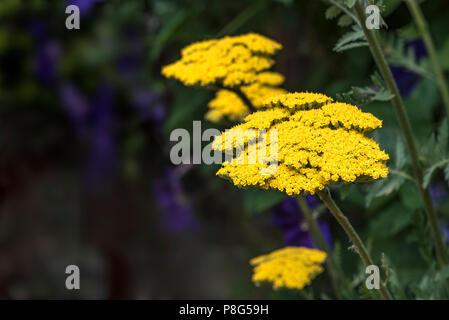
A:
<box><xmin>336</xmin><ymin>72</ymin><xmax>395</xmax><ymax>105</ymax></box>
<box><xmin>333</xmin><ymin>25</ymin><xmax>367</xmax><ymax>52</ymax></box>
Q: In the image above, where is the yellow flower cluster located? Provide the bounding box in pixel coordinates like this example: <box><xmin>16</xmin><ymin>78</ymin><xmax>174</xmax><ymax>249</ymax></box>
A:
<box><xmin>213</xmin><ymin>92</ymin><xmax>389</xmax><ymax>196</ymax></box>
<box><xmin>206</xmin><ymin>72</ymin><xmax>287</xmax><ymax>123</ymax></box>
<box><xmin>161</xmin><ymin>33</ymin><xmax>282</xmax><ymax>88</ymax></box>
<box><xmin>250</xmin><ymin>247</ymin><xmax>327</xmax><ymax>290</ymax></box>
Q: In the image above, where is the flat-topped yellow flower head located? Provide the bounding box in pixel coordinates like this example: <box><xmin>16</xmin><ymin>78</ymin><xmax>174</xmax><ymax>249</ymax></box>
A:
<box><xmin>206</xmin><ymin>72</ymin><xmax>287</xmax><ymax>122</ymax></box>
<box><xmin>161</xmin><ymin>33</ymin><xmax>282</xmax><ymax>88</ymax></box>
<box><xmin>250</xmin><ymin>247</ymin><xmax>327</xmax><ymax>290</ymax></box>
<box><xmin>212</xmin><ymin>92</ymin><xmax>389</xmax><ymax>196</ymax></box>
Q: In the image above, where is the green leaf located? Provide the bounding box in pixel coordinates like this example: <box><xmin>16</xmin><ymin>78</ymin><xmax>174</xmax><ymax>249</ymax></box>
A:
<box><xmin>438</xmin><ymin>266</ymin><xmax>449</xmax><ymax>280</ymax></box>
<box><xmin>423</xmin><ymin>166</ymin><xmax>437</xmax><ymax>189</ymax></box>
<box><xmin>242</xmin><ymin>189</ymin><xmax>285</xmax><ymax>215</ymax></box>
<box><xmin>438</xmin><ymin>36</ymin><xmax>449</xmax><ymax>71</ymax></box>
<box><xmin>366</xmin><ymin>175</ymin><xmax>404</xmax><ymax>207</ymax></box>
<box><xmin>399</xmin><ymin>182</ymin><xmax>422</xmax><ymax>211</ymax></box>
<box><xmin>325</xmin><ymin>5</ymin><xmax>342</xmax><ymax>20</ymax></box>
<box><xmin>344</xmin><ymin>0</ymin><xmax>357</xmax><ymax>8</ymax></box>
<box><xmin>337</xmin><ymin>14</ymin><xmax>354</xmax><ymax>27</ymax></box>
<box><xmin>369</xmin><ymin>203</ymin><xmax>415</xmax><ymax>238</ymax></box>
<box><xmin>334</xmin><ymin>41</ymin><xmax>368</xmax><ymax>53</ymax></box>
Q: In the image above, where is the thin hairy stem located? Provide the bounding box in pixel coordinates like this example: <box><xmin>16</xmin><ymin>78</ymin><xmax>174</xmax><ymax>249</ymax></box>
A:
<box><xmin>297</xmin><ymin>197</ymin><xmax>346</xmax><ymax>299</ymax></box>
<box><xmin>317</xmin><ymin>189</ymin><xmax>393</xmax><ymax>300</ymax></box>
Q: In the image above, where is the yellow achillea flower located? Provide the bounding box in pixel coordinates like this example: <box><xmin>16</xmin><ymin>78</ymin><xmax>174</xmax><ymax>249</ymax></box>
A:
<box><xmin>212</xmin><ymin>92</ymin><xmax>389</xmax><ymax>196</ymax></box>
<box><xmin>206</xmin><ymin>72</ymin><xmax>287</xmax><ymax>122</ymax></box>
<box><xmin>161</xmin><ymin>33</ymin><xmax>282</xmax><ymax>88</ymax></box>
<box><xmin>250</xmin><ymin>247</ymin><xmax>327</xmax><ymax>290</ymax></box>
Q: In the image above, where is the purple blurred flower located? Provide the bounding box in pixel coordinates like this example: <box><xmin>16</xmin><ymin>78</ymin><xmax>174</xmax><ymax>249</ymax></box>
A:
<box><xmin>84</xmin><ymin>83</ymin><xmax>117</xmax><ymax>189</ymax></box>
<box><xmin>441</xmin><ymin>220</ymin><xmax>449</xmax><ymax>244</ymax></box>
<box><xmin>390</xmin><ymin>39</ymin><xmax>427</xmax><ymax>98</ymax></box>
<box><xmin>153</xmin><ymin>167</ymin><xmax>199</xmax><ymax>234</ymax></box>
<box><xmin>65</xmin><ymin>0</ymin><xmax>106</xmax><ymax>15</ymax></box>
<box><xmin>132</xmin><ymin>89</ymin><xmax>166</xmax><ymax>124</ymax></box>
<box><xmin>116</xmin><ymin>27</ymin><xmax>166</xmax><ymax>126</ymax></box>
<box><xmin>34</xmin><ymin>41</ymin><xmax>60</xmax><ymax>84</ymax></box>
<box><xmin>429</xmin><ymin>182</ymin><xmax>449</xmax><ymax>244</ymax></box>
<box><xmin>272</xmin><ymin>196</ymin><xmax>332</xmax><ymax>249</ymax></box>
<box><xmin>59</xmin><ymin>83</ymin><xmax>90</xmax><ymax>137</ymax></box>
<box><xmin>29</xmin><ymin>20</ymin><xmax>60</xmax><ymax>85</ymax></box>
<box><xmin>59</xmin><ymin>82</ymin><xmax>118</xmax><ymax>190</ymax></box>
<box><xmin>430</xmin><ymin>182</ymin><xmax>447</xmax><ymax>208</ymax></box>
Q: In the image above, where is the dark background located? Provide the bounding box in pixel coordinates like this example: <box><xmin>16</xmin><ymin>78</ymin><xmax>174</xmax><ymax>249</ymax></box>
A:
<box><xmin>1</xmin><ymin>0</ymin><xmax>449</xmax><ymax>299</ymax></box>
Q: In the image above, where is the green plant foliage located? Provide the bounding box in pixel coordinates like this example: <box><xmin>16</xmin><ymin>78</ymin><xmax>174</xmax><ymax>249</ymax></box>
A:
<box><xmin>336</xmin><ymin>72</ymin><xmax>395</xmax><ymax>105</ymax></box>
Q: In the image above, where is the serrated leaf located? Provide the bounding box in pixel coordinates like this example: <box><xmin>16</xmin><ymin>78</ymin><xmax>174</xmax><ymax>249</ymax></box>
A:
<box><xmin>371</xmin><ymin>89</ymin><xmax>395</xmax><ymax>101</ymax></box>
<box><xmin>366</xmin><ymin>175</ymin><xmax>405</xmax><ymax>206</ymax></box>
<box><xmin>338</xmin><ymin>14</ymin><xmax>354</xmax><ymax>27</ymax></box>
<box><xmin>423</xmin><ymin>166</ymin><xmax>437</xmax><ymax>189</ymax></box>
<box><xmin>334</xmin><ymin>41</ymin><xmax>368</xmax><ymax>52</ymax></box>
<box><xmin>371</xmin><ymin>72</ymin><xmax>384</xmax><ymax>91</ymax></box>
<box><xmin>334</xmin><ymin>25</ymin><xmax>368</xmax><ymax>53</ymax></box>
<box><xmin>369</xmin><ymin>202</ymin><xmax>415</xmax><ymax>238</ymax></box>
<box><xmin>344</xmin><ymin>0</ymin><xmax>357</xmax><ymax>8</ymax></box>
<box><xmin>325</xmin><ymin>5</ymin><xmax>342</xmax><ymax>20</ymax></box>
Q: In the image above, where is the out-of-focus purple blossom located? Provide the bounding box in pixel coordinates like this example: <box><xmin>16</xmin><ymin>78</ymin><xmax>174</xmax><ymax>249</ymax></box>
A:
<box><xmin>390</xmin><ymin>39</ymin><xmax>428</xmax><ymax>98</ymax></box>
<box><xmin>430</xmin><ymin>182</ymin><xmax>447</xmax><ymax>208</ymax></box>
<box><xmin>29</xmin><ymin>20</ymin><xmax>60</xmax><ymax>85</ymax></box>
<box><xmin>59</xmin><ymin>83</ymin><xmax>90</xmax><ymax>137</ymax></box>
<box><xmin>153</xmin><ymin>167</ymin><xmax>199</xmax><ymax>234</ymax></box>
<box><xmin>34</xmin><ymin>41</ymin><xmax>60</xmax><ymax>84</ymax></box>
<box><xmin>84</xmin><ymin>83</ymin><xmax>117</xmax><ymax>189</ymax></box>
<box><xmin>272</xmin><ymin>196</ymin><xmax>332</xmax><ymax>249</ymax></box>
<box><xmin>429</xmin><ymin>182</ymin><xmax>449</xmax><ymax>244</ymax></box>
<box><xmin>65</xmin><ymin>0</ymin><xmax>106</xmax><ymax>15</ymax></box>
<box><xmin>441</xmin><ymin>221</ymin><xmax>449</xmax><ymax>244</ymax></box>
<box><xmin>59</xmin><ymin>82</ymin><xmax>118</xmax><ymax>190</ymax></box>
<box><xmin>115</xmin><ymin>26</ymin><xmax>167</xmax><ymax>126</ymax></box>
<box><xmin>132</xmin><ymin>89</ymin><xmax>166</xmax><ymax>124</ymax></box>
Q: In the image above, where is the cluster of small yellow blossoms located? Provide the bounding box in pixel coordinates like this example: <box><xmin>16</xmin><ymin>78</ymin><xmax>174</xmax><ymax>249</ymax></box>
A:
<box><xmin>212</xmin><ymin>92</ymin><xmax>389</xmax><ymax>196</ymax></box>
<box><xmin>206</xmin><ymin>72</ymin><xmax>287</xmax><ymax>122</ymax></box>
<box><xmin>161</xmin><ymin>33</ymin><xmax>282</xmax><ymax>88</ymax></box>
<box><xmin>250</xmin><ymin>247</ymin><xmax>327</xmax><ymax>290</ymax></box>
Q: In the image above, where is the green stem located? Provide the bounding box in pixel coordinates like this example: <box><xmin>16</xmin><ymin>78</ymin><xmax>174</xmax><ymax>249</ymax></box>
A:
<box><xmin>405</xmin><ymin>0</ymin><xmax>449</xmax><ymax>119</ymax></box>
<box><xmin>317</xmin><ymin>189</ymin><xmax>393</xmax><ymax>300</ymax></box>
<box><xmin>353</xmin><ymin>1</ymin><xmax>449</xmax><ymax>284</ymax></box>
<box><xmin>297</xmin><ymin>197</ymin><xmax>345</xmax><ymax>299</ymax></box>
